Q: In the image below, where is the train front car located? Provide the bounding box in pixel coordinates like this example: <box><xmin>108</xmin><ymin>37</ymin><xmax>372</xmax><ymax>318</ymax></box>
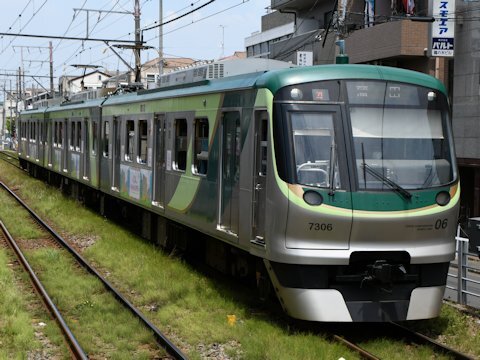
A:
<box><xmin>258</xmin><ymin>65</ymin><xmax>459</xmax><ymax>322</ymax></box>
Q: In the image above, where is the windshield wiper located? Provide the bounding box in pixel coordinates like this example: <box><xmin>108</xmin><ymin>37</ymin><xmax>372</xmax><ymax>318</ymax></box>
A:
<box><xmin>362</xmin><ymin>163</ymin><xmax>412</xmax><ymax>200</ymax></box>
<box><xmin>328</xmin><ymin>143</ymin><xmax>337</xmax><ymax>196</ymax></box>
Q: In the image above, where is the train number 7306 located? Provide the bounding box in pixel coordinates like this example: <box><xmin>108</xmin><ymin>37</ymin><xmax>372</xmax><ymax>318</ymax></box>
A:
<box><xmin>309</xmin><ymin>223</ymin><xmax>333</xmax><ymax>231</ymax></box>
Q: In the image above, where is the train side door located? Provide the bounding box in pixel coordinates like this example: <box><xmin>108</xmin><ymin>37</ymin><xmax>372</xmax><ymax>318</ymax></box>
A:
<box><xmin>62</xmin><ymin>119</ymin><xmax>68</xmax><ymax>172</ymax></box>
<box><xmin>83</xmin><ymin>118</ymin><xmax>90</xmax><ymax>180</ymax></box>
<box><xmin>252</xmin><ymin>110</ymin><xmax>268</xmax><ymax>243</ymax></box>
<box><xmin>47</xmin><ymin>121</ymin><xmax>52</xmax><ymax>166</ymax></box>
<box><xmin>153</xmin><ymin>113</ymin><xmax>166</xmax><ymax>209</ymax></box>
<box><xmin>112</xmin><ymin>117</ymin><xmax>121</xmax><ymax>191</ymax></box>
<box><xmin>218</xmin><ymin>111</ymin><xmax>240</xmax><ymax>237</ymax></box>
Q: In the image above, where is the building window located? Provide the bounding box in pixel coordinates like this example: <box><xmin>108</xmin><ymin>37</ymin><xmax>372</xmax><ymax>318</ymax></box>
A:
<box><xmin>125</xmin><ymin>120</ymin><xmax>135</xmax><ymax>162</ymax></box>
<box><xmin>174</xmin><ymin>118</ymin><xmax>187</xmax><ymax>171</ymax></box>
<box><xmin>146</xmin><ymin>74</ymin><xmax>156</xmax><ymax>83</ymax></box>
<box><xmin>137</xmin><ymin>120</ymin><xmax>148</xmax><ymax>164</ymax></box>
<box><xmin>193</xmin><ymin>118</ymin><xmax>208</xmax><ymax>175</ymax></box>
<box><xmin>103</xmin><ymin>121</ymin><xmax>109</xmax><ymax>157</ymax></box>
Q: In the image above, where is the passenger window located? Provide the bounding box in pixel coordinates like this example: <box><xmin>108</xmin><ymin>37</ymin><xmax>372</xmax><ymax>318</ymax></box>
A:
<box><xmin>103</xmin><ymin>121</ymin><xmax>110</xmax><ymax>158</ymax></box>
<box><xmin>193</xmin><ymin>118</ymin><xmax>208</xmax><ymax>175</ymax></box>
<box><xmin>137</xmin><ymin>120</ymin><xmax>148</xmax><ymax>164</ymax></box>
<box><xmin>125</xmin><ymin>120</ymin><xmax>135</xmax><ymax>162</ymax></box>
<box><xmin>92</xmin><ymin>122</ymin><xmax>98</xmax><ymax>156</ymax></box>
<box><xmin>174</xmin><ymin>118</ymin><xmax>187</xmax><ymax>171</ymax></box>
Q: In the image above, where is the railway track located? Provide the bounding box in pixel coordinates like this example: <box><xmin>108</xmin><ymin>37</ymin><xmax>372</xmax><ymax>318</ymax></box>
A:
<box><xmin>0</xmin><ymin>150</ymin><xmax>21</xmax><ymax>170</ymax></box>
<box><xmin>0</xmin><ymin>221</ymin><xmax>88</xmax><ymax>359</ymax></box>
<box><xmin>327</xmin><ymin>322</ymin><xmax>476</xmax><ymax>360</ymax></box>
<box><xmin>0</xmin><ymin>180</ymin><xmax>187</xmax><ymax>359</ymax></box>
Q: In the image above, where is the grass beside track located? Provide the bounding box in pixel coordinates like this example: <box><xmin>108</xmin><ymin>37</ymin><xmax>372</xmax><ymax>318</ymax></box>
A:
<box><xmin>0</xmin><ymin>249</ymin><xmax>68</xmax><ymax>358</ymax></box>
<box><xmin>1</xmin><ymin>159</ymin><xmax>480</xmax><ymax>359</ymax></box>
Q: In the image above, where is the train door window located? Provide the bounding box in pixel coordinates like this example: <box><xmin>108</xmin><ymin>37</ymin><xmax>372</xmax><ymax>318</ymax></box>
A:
<box><xmin>193</xmin><ymin>118</ymin><xmax>208</xmax><ymax>175</ymax></box>
<box><xmin>103</xmin><ymin>121</ymin><xmax>110</xmax><ymax>158</ymax></box>
<box><xmin>259</xmin><ymin>114</ymin><xmax>268</xmax><ymax>176</ymax></box>
<box><xmin>58</xmin><ymin>121</ymin><xmax>64</xmax><ymax>148</ymax></box>
<box><xmin>40</xmin><ymin>122</ymin><xmax>44</xmax><ymax>145</ymax></box>
<box><xmin>137</xmin><ymin>120</ymin><xmax>148</xmax><ymax>164</ymax></box>
<box><xmin>70</xmin><ymin>121</ymin><xmax>75</xmax><ymax>150</ymax></box>
<box><xmin>125</xmin><ymin>120</ymin><xmax>135</xmax><ymax>162</ymax></box>
<box><xmin>291</xmin><ymin>112</ymin><xmax>340</xmax><ymax>188</ymax></box>
<box><xmin>174</xmin><ymin>118</ymin><xmax>187</xmax><ymax>171</ymax></box>
<box><xmin>92</xmin><ymin>121</ymin><xmax>98</xmax><ymax>156</ymax></box>
<box><xmin>30</xmin><ymin>121</ymin><xmax>35</xmax><ymax>142</ymax></box>
<box><xmin>53</xmin><ymin>122</ymin><xmax>57</xmax><ymax>147</ymax></box>
<box><xmin>76</xmin><ymin>121</ymin><xmax>82</xmax><ymax>152</ymax></box>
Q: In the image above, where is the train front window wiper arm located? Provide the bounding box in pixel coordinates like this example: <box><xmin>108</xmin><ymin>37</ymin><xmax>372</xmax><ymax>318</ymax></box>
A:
<box><xmin>362</xmin><ymin>163</ymin><xmax>412</xmax><ymax>200</ymax></box>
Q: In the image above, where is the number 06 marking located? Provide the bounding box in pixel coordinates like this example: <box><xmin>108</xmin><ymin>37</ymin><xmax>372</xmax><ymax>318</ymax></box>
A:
<box><xmin>435</xmin><ymin>219</ymin><xmax>448</xmax><ymax>230</ymax></box>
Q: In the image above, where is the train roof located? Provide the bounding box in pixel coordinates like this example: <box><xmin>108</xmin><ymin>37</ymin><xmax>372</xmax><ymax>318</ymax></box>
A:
<box><xmin>21</xmin><ymin>64</ymin><xmax>447</xmax><ymax>115</ymax></box>
<box><xmin>255</xmin><ymin>64</ymin><xmax>448</xmax><ymax>95</ymax></box>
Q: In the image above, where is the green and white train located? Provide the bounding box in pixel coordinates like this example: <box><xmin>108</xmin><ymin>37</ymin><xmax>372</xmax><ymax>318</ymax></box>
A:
<box><xmin>18</xmin><ymin>59</ymin><xmax>459</xmax><ymax>322</ymax></box>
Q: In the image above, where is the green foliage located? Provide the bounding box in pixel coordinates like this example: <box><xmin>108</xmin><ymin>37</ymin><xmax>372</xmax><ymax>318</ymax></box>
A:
<box><xmin>0</xmin><ymin>250</ymin><xmax>38</xmax><ymax>357</ymax></box>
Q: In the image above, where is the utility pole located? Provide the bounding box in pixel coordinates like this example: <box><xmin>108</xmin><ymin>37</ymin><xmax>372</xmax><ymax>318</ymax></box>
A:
<box><xmin>75</xmin><ymin>3</ymin><xmax>146</xmax><ymax>84</ymax></box>
<box><xmin>2</xmin><ymin>82</ymin><xmax>6</xmax><ymax>140</ymax></box>
<box><xmin>17</xmin><ymin>67</ymin><xmax>21</xmax><ymax>113</ymax></box>
<box><xmin>134</xmin><ymin>0</ymin><xmax>141</xmax><ymax>83</ymax></box>
<box><xmin>49</xmin><ymin>42</ymin><xmax>54</xmax><ymax>97</ymax></box>
<box><xmin>219</xmin><ymin>25</ymin><xmax>225</xmax><ymax>59</ymax></box>
<box><xmin>13</xmin><ymin>45</ymin><xmax>55</xmax><ymax>98</ymax></box>
<box><xmin>158</xmin><ymin>0</ymin><xmax>163</xmax><ymax>83</ymax></box>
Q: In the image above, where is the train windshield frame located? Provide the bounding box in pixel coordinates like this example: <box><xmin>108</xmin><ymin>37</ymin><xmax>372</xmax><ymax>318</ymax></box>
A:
<box><xmin>273</xmin><ymin>78</ymin><xmax>457</xmax><ymax>192</ymax></box>
<box><xmin>346</xmin><ymin>80</ymin><xmax>457</xmax><ymax>191</ymax></box>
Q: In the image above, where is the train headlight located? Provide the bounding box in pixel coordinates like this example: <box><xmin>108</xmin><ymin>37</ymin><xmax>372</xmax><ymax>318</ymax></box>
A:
<box><xmin>303</xmin><ymin>190</ymin><xmax>323</xmax><ymax>206</ymax></box>
<box><xmin>290</xmin><ymin>88</ymin><xmax>303</xmax><ymax>100</ymax></box>
<box><xmin>435</xmin><ymin>191</ymin><xmax>451</xmax><ymax>206</ymax></box>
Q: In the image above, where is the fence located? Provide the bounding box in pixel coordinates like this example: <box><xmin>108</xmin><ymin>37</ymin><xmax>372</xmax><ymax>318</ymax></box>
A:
<box><xmin>444</xmin><ymin>226</ymin><xmax>480</xmax><ymax>308</ymax></box>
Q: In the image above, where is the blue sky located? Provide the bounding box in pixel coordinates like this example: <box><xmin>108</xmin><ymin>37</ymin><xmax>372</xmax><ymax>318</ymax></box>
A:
<box><xmin>0</xmin><ymin>0</ymin><xmax>270</xmax><ymax>90</ymax></box>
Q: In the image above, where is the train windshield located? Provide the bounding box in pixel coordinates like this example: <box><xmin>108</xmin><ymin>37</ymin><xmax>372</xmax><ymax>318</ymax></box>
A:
<box><xmin>291</xmin><ymin>112</ymin><xmax>340</xmax><ymax>188</ymax></box>
<box><xmin>347</xmin><ymin>81</ymin><xmax>456</xmax><ymax>190</ymax></box>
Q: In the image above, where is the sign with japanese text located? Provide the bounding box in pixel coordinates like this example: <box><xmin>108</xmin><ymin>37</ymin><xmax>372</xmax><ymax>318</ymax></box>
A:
<box><xmin>429</xmin><ymin>0</ymin><xmax>455</xmax><ymax>57</ymax></box>
<box><xmin>297</xmin><ymin>51</ymin><xmax>313</xmax><ymax>66</ymax></box>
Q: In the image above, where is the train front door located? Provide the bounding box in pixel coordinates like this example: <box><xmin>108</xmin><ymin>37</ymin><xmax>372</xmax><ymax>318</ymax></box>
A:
<box><xmin>252</xmin><ymin>110</ymin><xmax>268</xmax><ymax>243</ymax></box>
<box><xmin>219</xmin><ymin>111</ymin><xmax>240</xmax><ymax>237</ymax></box>
<box><xmin>153</xmin><ymin>113</ymin><xmax>165</xmax><ymax>209</ymax></box>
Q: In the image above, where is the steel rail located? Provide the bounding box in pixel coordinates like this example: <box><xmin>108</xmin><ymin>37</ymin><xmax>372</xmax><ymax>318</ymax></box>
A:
<box><xmin>0</xmin><ymin>151</ymin><xmax>22</xmax><ymax>170</ymax></box>
<box><xmin>332</xmin><ymin>334</ymin><xmax>381</xmax><ymax>360</ymax></box>
<box><xmin>0</xmin><ymin>220</ymin><xmax>88</xmax><ymax>359</ymax></box>
<box><xmin>0</xmin><ymin>181</ymin><xmax>187</xmax><ymax>360</ymax></box>
<box><xmin>389</xmin><ymin>322</ymin><xmax>475</xmax><ymax>360</ymax></box>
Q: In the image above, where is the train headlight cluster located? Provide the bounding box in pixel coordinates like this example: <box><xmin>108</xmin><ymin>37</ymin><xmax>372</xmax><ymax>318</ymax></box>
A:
<box><xmin>303</xmin><ymin>190</ymin><xmax>323</xmax><ymax>206</ymax></box>
<box><xmin>290</xmin><ymin>88</ymin><xmax>303</xmax><ymax>100</ymax></box>
<box><xmin>435</xmin><ymin>191</ymin><xmax>451</xmax><ymax>206</ymax></box>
